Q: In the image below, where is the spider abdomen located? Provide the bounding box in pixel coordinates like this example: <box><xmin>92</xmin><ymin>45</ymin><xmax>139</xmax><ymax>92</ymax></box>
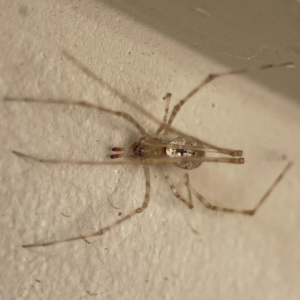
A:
<box><xmin>165</xmin><ymin>137</ymin><xmax>205</xmax><ymax>170</ymax></box>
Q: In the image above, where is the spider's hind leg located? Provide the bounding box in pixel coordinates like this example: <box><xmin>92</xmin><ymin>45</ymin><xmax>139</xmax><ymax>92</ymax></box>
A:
<box><xmin>183</xmin><ymin>162</ymin><xmax>293</xmax><ymax>215</ymax></box>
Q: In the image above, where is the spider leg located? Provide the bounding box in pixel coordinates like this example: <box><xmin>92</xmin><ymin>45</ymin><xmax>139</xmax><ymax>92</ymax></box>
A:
<box><xmin>22</xmin><ymin>166</ymin><xmax>151</xmax><ymax>248</ymax></box>
<box><xmin>62</xmin><ymin>50</ymin><xmax>164</xmax><ymax>132</ymax></box>
<box><xmin>3</xmin><ymin>97</ymin><xmax>148</xmax><ymax>136</ymax></box>
<box><xmin>161</xmin><ymin>166</ymin><xmax>193</xmax><ymax>209</ymax></box>
<box><xmin>162</xmin><ymin>62</ymin><xmax>293</xmax><ymax>138</ymax></box>
<box><xmin>183</xmin><ymin>173</ymin><xmax>192</xmax><ymax>204</ymax></box>
<box><xmin>155</xmin><ymin>92</ymin><xmax>171</xmax><ymax>137</ymax></box>
<box><xmin>183</xmin><ymin>162</ymin><xmax>293</xmax><ymax>215</ymax></box>
<box><xmin>165</xmin><ymin>167</ymin><xmax>201</xmax><ymax>235</ymax></box>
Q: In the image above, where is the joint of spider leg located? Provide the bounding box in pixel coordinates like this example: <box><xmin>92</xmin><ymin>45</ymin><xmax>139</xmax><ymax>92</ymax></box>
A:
<box><xmin>135</xmin><ymin>206</ymin><xmax>146</xmax><ymax>213</ymax></box>
<box><xmin>245</xmin><ymin>210</ymin><xmax>255</xmax><ymax>216</ymax></box>
<box><xmin>163</xmin><ymin>92</ymin><xmax>172</xmax><ymax>100</ymax></box>
<box><xmin>204</xmin><ymin>73</ymin><xmax>222</xmax><ymax>84</ymax></box>
<box><xmin>207</xmin><ymin>74</ymin><xmax>217</xmax><ymax>81</ymax></box>
<box><xmin>185</xmin><ymin>203</ymin><xmax>193</xmax><ymax>209</ymax></box>
<box><xmin>98</xmin><ymin>228</ymin><xmax>109</xmax><ymax>235</ymax></box>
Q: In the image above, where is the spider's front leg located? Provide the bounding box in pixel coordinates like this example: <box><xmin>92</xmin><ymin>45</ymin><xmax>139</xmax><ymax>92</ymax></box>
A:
<box><xmin>22</xmin><ymin>166</ymin><xmax>151</xmax><ymax>248</ymax></box>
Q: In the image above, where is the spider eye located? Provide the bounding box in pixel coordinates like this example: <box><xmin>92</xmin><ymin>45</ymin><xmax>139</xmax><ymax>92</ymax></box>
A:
<box><xmin>133</xmin><ymin>145</ymin><xmax>144</xmax><ymax>157</ymax></box>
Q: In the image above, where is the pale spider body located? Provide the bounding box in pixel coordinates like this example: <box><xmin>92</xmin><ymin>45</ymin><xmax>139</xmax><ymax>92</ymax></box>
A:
<box><xmin>113</xmin><ymin>136</ymin><xmax>204</xmax><ymax>170</ymax></box>
<box><xmin>4</xmin><ymin>54</ymin><xmax>293</xmax><ymax>248</ymax></box>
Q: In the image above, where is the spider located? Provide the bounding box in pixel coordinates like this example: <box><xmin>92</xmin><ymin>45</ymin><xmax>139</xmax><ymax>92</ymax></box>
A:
<box><xmin>4</xmin><ymin>54</ymin><xmax>293</xmax><ymax>248</ymax></box>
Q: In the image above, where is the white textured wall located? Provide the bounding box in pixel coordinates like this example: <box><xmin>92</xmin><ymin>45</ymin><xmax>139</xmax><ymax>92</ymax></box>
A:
<box><xmin>1</xmin><ymin>1</ymin><xmax>300</xmax><ymax>299</ymax></box>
